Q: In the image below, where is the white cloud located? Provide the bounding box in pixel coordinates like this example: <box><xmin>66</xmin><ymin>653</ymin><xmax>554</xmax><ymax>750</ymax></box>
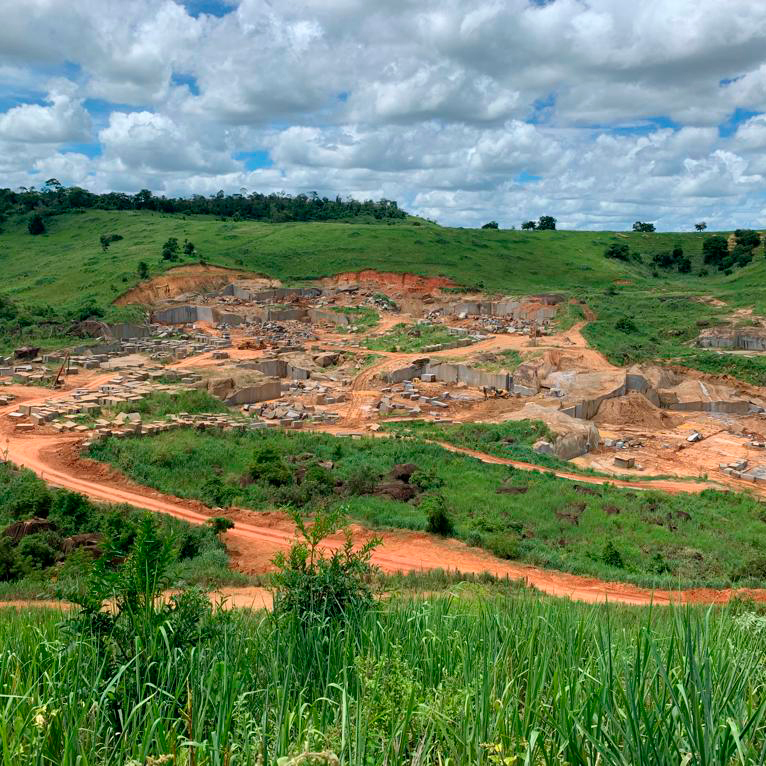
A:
<box><xmin>0</xmin><ymin>80</ymin><xmax>91</xmax><ymax>143</ymax></box>
<box><xmin>2</xmin><ymin>0</ymin><xmax>766</xmax><ymax>228</ymax></box>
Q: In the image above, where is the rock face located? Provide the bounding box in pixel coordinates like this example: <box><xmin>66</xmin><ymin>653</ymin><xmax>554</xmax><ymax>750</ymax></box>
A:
<box><xmin>697</xmin><ymin>326</ymin><xmax>766</xmax><ymax>351</ymax></box>
<box><xmin>504</xmin><ymin>403</ymin><xmax>600</xmax><ymax>460</ymax></box>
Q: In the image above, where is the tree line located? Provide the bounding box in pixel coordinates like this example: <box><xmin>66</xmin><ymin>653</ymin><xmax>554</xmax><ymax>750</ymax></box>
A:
<box><xmin>0</xmin><ymin>180</ymin><xmax>407</xmax><ymax>225</ymax></box>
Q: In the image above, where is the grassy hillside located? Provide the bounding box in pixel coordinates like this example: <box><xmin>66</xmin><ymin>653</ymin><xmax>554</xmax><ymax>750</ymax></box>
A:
<box><xmin>0</xmin><ymin>209</ymin><xmax>750</xmax><ymax>308</ymax></box>
<box><xmin>2</xmin><ymin>209</ymin><xmax>766</xmax><ymax>381</ymax></box>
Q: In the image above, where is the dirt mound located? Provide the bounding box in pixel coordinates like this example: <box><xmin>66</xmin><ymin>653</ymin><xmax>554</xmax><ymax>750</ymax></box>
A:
<box><xmin>320</xmin><ymin>270</ymin><xmax>457</xmax><ymax>294</ymax></box>
<box><xmin>593</xmin><ymin>392</ymin><xmax>678</xmax><ymax>429</ymax></box>
<box><xmin>114</xmin><ymin>265</ymin><xmax>274</xmax><ymax>306</ymax></box>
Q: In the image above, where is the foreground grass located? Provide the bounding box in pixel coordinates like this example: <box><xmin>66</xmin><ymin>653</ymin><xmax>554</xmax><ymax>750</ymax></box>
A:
<box><xmin>89</xmin><ymin>428</ymin><xmax>766</xmax><ymax>587</ymax></box>
<box><xmin>2</xmin><ymin>593</ymin><xmax>766</xmax><ymax>764</ymax></box>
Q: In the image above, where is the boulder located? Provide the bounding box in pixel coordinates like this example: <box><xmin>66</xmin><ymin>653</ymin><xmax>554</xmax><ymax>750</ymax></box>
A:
<box><xmin>388</xmin><ymin>463</ymin><xmax>419</xmax><ymax>482</ymax></box>
<box><xmin>3</xmin><ymin>518</ymin><xmax>55</xmax><ymax>544</ymax></box>
<box><xmin>374</xmin><ymin>480</ymin><xmax>418</xmax><ymax>501</ymax></box>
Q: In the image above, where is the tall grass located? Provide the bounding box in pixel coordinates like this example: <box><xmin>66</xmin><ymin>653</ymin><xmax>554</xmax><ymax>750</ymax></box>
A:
<box><xmin>1</xmin><ymin>595</ymin><xmax>765</xmax><ymax>764</ymax></box>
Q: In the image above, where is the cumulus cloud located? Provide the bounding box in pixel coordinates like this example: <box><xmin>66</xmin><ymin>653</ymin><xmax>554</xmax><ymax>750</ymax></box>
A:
<box><xmin>2</xmin><ymin>0</ymin><xmax>766</xmax><ymax>228</ymax></box>
<box><xmin>0</xmin><ymin>81</ymin><xmax>91</xmax><ymax>143</ymax></box>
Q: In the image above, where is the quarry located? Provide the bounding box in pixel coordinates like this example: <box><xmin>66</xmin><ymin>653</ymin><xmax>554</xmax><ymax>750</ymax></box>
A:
<box><xmin>3</xmin><ymin>270</ymin><xmax>766</xmax><ymax>498</ymax></box>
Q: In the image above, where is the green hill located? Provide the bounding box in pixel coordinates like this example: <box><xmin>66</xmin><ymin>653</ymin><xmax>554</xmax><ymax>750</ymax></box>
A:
<box><xmin>1</xmin><ymin>209</ymin><xmax>765</xmax><ymax>381</ymax></box>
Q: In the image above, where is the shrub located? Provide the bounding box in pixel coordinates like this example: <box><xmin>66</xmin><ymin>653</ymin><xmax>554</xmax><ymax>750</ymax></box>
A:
<box><xmin>207</xmin><ymin>516</ymin><xmax>235</xmax><ymax>536</ymax></box>
<box><xmin>604</xmin><ymin>243</ymin><xmax>630</xmax><ymax>261</ymax></box>
<box><xmin>201</xmin><ymin>476</ymin><xmax>238</xmax><ymax>507</ymax></box>
<box><xmin>27</xmin><ymin>213</ymin><xmax>45</xmax><ymax>235</ymax></box>
<box><xmin>18</xmin><ymin>532</ymin><xmax>59</xmax><ymax>570</ymax></box>
<box><xmin>411</xmin><ymin>467</ymin><xmax>444</xmax><ymax>492</ymax></box>
<box><xmin>422</xmin><ymin>493</ymin><xmax>453</xmax><ymax>536</ymax></box>
<box><xmin>615</xmin><ymin>316</ymin><xmax>639</xmax><ymax>334</ymax></box>
<box><xmin>271</xmin><ymin>507</ymin><xmax>381</xmax><ymax>622</ymax></box>
<box><xmin>0</xmin><ymin>538</ymin><xmax>26</xmax><ymax>581</ymax></box>
<box><xmin>249</xmin><ymin>446</ymin><xmax>292</xmax><ymax>487</ymax></box>
<box><xmin>602</xmin><ymin>540</ymin><xmax>624</xmax><ymax>569</ymax></box>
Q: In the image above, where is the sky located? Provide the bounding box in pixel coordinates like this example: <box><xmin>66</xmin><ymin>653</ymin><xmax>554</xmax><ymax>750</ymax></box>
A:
<box><xmin>2</xmin><ymin>0</ymin><xmax>766</xmax><ymax>230</ymax></box>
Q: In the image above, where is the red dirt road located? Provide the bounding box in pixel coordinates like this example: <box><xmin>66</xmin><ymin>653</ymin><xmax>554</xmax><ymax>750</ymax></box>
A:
<box><xmin>1</xmin><ymin>386</ymin><xmax>764</xmax><ymax>606</ymax></box>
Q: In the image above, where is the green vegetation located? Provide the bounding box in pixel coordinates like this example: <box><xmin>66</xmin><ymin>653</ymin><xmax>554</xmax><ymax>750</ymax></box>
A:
<box><xmin>109</xmin><ymin>389</ymin><xmax>230</xmax><ymax>418</ymax></box>
<box><xmin>384</xmin><ymin>419</ymin><xmax>563</xmax><ymax>468</ymax></box>
<box><xmin>583</xmin><ymin>289</ymin><xmax>766</xmax><ymax>385</ymax></box>
<box><xmin>0</xmin><ymin>461</ymin><xmax>242</xmax><ymax>596</ymax></box>
<box><xmin>470</xmin><ymin>349</ymin><xmax>524</xmax><ymax>372</ymax></box>
<box><xmin>89</xmin><ymin>427</ymin><xmax>766</xmax><ymax>587</ymax></box>
<box><xmin>365</xmin><ymin>322</ymin><xmax>463</xmax><ymax>351</ymax></box>
<box><xmin>2</xmin><ymin>205</ymin><xmax>766</xmax><ymax>383</ymax></box>
<box><xmin>331</xmin><ymin>305</ymin><xmax>379</xmax><ymax>332</ymax></box>
<box><xmin>2</xmin><ymin>572</ymin><xmax>766</xmax><ymax>763</ymax></box>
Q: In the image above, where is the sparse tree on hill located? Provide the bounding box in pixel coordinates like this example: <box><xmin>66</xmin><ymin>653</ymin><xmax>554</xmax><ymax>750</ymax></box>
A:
<box><xmin>481</xmin><ymin>221</ymin><xmax>499</xmax><ymax>229</ymax></box>
<box><xmin>632</xmin><ymin>221</ymin><xmax>656</xmax><ymax>233</ymax></box>
<box><xmin>702</xmin><ymin>235</ymin><xmax>729</xmax><ymax>267</ymax></box>
<box><xmin>521</xmin><ymin>220</ymin><xmax>537</xmax><ymax>230</ymax></box>
<box><xmin>161</xmin><ymin>237</ymin><xmax>180</xmax><ymax>261</ymax></box>
<box><xmin>137</xmin><ymin>261</ymin><xmax>149</xmax><ymax>279</ymax></box>
<box><xmin>27</xmin><ymin>213</ymin><xmax>45</xmax><ymax>235</ymax></box>
<box><xmin>183</xmin><ymin>239</ymin><xmax>196</xmax><ymax>256</ymax></box>
<box><xmin>604</xmin><ymin>243</ymin><xmax>630</xmax><ymax>261</ymax></box>
<box><xmin>537</xmin><ymin>215</ymin><xmax>556</xmax><ymax>230</ymax></box>
<box><xmin>694</xmin><ymin>221</ymin><xmax>707</xmax><ymax>232</ymax></box>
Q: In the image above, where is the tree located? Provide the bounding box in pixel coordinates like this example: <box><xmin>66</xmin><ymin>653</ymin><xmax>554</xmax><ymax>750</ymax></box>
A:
<box><xmin>678</xmin><ymin>256</ymin><xmax>692</xmax><ymax>273</ymax></box>
<box><xmin>182</xmin><ymin>239</ymin><xmax>196</xmax><ymax>256</ymax></box>
<box><xmin>137</xmin><ymin>261</ymin><xmax>149</xmax><ymax>279</ymax></box>
<box><xmin>481</xmin><ymin>221</ymin><xmax>499</xmax><ymax>229</ymax></box>
<box><xmin>521</xmin><ymin>220</ymin><xmax>537</xmax><ymax>230</ymax></box>
<box><xmin>734</xmin><ymin>229</ymin><xmax>761</xmax><ymax>251</ymax></box>
<box><xmin>702</xmin><ymin>235</ymin><xmax>729</xmax><ymax>267</ymax></box>
<box><xmin>537</xmin><ymin>215</ymin><xmax>556</xmax><ymax>230</ymax></box>
<box><xmin>694</xmin><ymin>222</ymin><xmax>707</xmax><ymax>232</ymax></box>
<box><xmin>604</xmin><ymin>243</ymin><xmax>630</xmax><ymax>261</ymax></box>
<box><xmin>632</xmin><ymin>221</ymin><xmax>656</xmax><ymax>233</ymax></box>
<box><xmin>161</xmin><ymin>237</ymin><xmax>180</xmax><ymax>261</ymax></box>
<box><xmin>27</xmin><ymin>213</ymin><xmax>45</xmax><ymax>235</ymax></box>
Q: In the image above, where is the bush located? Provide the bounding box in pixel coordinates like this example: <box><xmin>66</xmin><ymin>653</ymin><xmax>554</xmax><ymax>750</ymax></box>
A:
<box><xmin>615</xmin><ymin>316</ymin><xmax>639</xmax><ymax>334</ymax></box>
<box><xmin>411</xmin><ymin>467</ymin><xmax>444</xmax><ymax>492</ymax></box>
<box><xmin>249</xmin><ymin>446</ymin><xmax>293</xmax><ymax>487</ymax></box>
<box><xmin>0</xmin><ymin>538</ymin><xmax>26</xmax><ymax>582</ymax></box>
<box><xmin>604</xmin><ymin>243</ymin><xmax>630</xmax><ymax>261</ymax></box>
<box><xmin>422</xmin><ymin>493</ymin><xmax>453</xmax><ymax>536</ymax></box>
<box><xmin>18</xmin><ymin>532</ymin><xmax>59</xmax><ymax>570</ymax></box>
<box><xmin>271</xmin><ymin>507</ymin><xmax>381</xmax><ymax>622</ymax></box>
<box><xmin>27</xmin><ymin>213</ymin><xmax>45</xmax><ymax>235</ymax></box>
<box><xmin>602</xmin><ymin>541</ymin><xmax>624</xmax><ymax>569</ymax></box>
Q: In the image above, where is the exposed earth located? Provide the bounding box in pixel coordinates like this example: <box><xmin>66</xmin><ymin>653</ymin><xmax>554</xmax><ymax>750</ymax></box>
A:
<box><xmin>5</xmin><ymin>268</ymin><xmax>766</xmax><ymax>606</ymax></box>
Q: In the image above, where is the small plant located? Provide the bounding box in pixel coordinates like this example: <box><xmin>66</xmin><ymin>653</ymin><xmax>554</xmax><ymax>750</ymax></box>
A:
<box><xmin>271</xmin><ymin>506</ymin><xmax>381</xmax><ymax>622</ymax></box>
<box><xmin>137</xmin><ymin>261</ymin><xmax>149</xmax><ymax>279</ymax></box>
<box><xmin>422</xmin><ymin>493</ymin><xmax>453</xmax><ymax>535</ymax></box>
<box><xmin>602</xmin><ymin>540</ymin><xmax>624</xmax><ymax>569</ymax></box>
<box><xmin>161</xmin><ymin>237</ymin><xmax>180</xmax><ymax>261</ymax></box>
<box><xmin>207</xmin><ymin>516</ymin><xmax>235</xmax><ymax>536</ymax></box>
<box><xmin>615</xmin><ymin>316</ymin><xmax>639</xmax><ymax>334</ymax></box>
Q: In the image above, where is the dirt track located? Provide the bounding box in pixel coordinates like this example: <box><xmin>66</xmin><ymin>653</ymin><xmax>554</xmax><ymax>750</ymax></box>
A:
<box><xmin>2</xmin><ymin>381</ymin><xmax>765</xmax><ymax>606</ymax></box>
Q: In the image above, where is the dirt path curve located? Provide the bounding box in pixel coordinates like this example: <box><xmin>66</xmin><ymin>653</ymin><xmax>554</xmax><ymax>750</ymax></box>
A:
<box><xmin>431</xmin><ymin>442</ymin><xmax>719</xmax><ymax>495</ymax></box>
<box><xmin>1</xmin><ymin>398</ymin><xmax>762</xmax><ymax>605</ymax></box>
